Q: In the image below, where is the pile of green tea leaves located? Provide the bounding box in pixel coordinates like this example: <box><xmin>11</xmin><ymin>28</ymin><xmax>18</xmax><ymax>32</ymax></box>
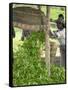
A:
<box><xmin>13</xmin><ymin>31</ymin><xmax>65</xmax><ymax>86</ymax></box>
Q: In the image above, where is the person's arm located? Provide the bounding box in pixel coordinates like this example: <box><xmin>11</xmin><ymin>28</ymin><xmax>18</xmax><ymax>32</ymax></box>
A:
<box><xmin>50</xmin><ymin>30</ymin><xmax>58</xmax><ymax>38</ymax></box>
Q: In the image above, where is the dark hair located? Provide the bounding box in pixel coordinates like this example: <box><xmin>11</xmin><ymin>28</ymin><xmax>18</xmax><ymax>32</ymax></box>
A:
<box><xmin>58</xmin><ymin>14</ymin><xmax>64</xmax><ymax>19</ymax></box>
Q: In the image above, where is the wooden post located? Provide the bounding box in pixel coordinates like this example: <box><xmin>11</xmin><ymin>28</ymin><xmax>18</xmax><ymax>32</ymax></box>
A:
<box><xmin>38</xmin><ymin>5</ymin><xmax>44</xmax><ymax>31</ymax></box>
<box><xmin>45</xmin><ymin>6</ymin><xmax>50</xmax><ymax>76</ymax></box>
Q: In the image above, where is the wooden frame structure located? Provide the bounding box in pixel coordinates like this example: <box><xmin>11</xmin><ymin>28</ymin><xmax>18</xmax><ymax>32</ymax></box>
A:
<box><xmin>13</xmin><ymin>6</ymin><xmax>46</xmax><ymax>31</ymax></box>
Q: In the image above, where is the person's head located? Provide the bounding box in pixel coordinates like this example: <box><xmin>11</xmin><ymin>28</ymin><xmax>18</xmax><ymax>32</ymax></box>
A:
<box><xmin>58</xmin><ymin>14</ymin><xmax>64</xmax><ymax>19</ymax></box>
<box><xmin>56</xmin><ymin>14</ymin><xmax>65</xmax><ymax>29</ymax></box>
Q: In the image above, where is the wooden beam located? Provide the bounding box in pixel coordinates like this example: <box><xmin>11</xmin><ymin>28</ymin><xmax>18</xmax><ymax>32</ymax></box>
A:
<box><xmin>45</xmin><ymin>6</ymin><xmax>50</xmax><ymax>77</ymax></box>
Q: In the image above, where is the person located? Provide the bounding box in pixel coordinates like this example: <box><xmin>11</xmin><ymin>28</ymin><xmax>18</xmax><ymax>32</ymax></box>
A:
<box><xmin>51</xmin><ymin>14</ymin><xmax>66</xmax><ymax>67</ymax></box>
<box><xmin>21</xmin><ymin>29</ymin><xmax>31</xmax><ymax>40</ymax></box>
<box><xmin>56</xmin><ymin>14</ymin><xmax>65</xmax><ymax>29</ymax></box>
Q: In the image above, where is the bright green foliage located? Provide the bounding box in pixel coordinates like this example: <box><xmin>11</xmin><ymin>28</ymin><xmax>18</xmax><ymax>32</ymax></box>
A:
<box><xmin>13</xmin><ymin>32</ymin><xmax>65</xmax><ymax>86</ymax></box>
<box><xmin>41</xmin><ymin>6</ymin><xmax>65</xmax><ymax>21</ymax></box>
<box><xmin>51</xmin><ymin>65</ymin><xmax>65</xmax><ymax>83</ymax></box>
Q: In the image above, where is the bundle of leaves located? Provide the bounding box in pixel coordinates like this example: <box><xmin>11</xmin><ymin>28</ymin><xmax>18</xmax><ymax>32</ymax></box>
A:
<box><xmin>13</xmin><ymin>31</ymin><xmax>65</xmax><ymax>86</ymax></box>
